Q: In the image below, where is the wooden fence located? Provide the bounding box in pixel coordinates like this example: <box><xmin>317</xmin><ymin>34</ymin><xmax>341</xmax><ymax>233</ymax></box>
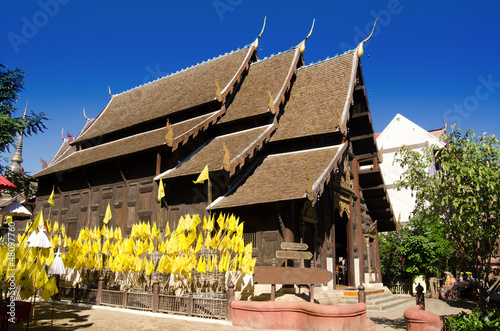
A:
<box><xmin>57</xmin><ymin>278</ymin><xmax>232</xmax><ymax>320</ymax></box>
<box><xmin>387</xmin><ymin>278</ymin><xmax>413</xmax><ymax>295</ymax></box>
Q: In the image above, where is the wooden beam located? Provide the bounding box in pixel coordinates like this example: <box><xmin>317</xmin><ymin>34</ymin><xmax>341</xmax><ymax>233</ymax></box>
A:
<box><xmin>358</xmin><ymin>167</ymin><xmax>380</xmax><ymax>175</ymax></box>
<box><xmin>364</xmin><ymin>196</ymin><xmax>387</xmax><ymax>204</ymax></box>
<box><xmin>351</xmin><ymin>111</ymin><xmax>369</xmax><ymax>119</ymax></box>
<box><xmin>355</xmin><ymin>152</ymin><xmax>378</xmax><ymax>161</ymax></box>
<box><xmin>368</xmin><ymin>207</ymin><xmax>391</xmax><ymax>214</ymax></box>
<box><xmin>350</xmin><ymin>133</ymin><xmax>374</xmax><ymax>142</ymax></box>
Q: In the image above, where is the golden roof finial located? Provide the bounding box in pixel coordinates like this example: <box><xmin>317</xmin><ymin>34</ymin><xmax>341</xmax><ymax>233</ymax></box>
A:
<box><xmin>357</xmin><ymin>18</ymin><xmax>378</xmax><ymax>58</ymax></box>
<box><xmin>83</xmin><ymin>107</ymin><xmax>89</xmax><ymax>121</ymax></box>
<box><xmin>108</xmin><ymin>85</ymin><xmax>113</xmax><ymax>98</ymax></box>
<box><xmin>298</xmin><ymin>18</ymin><xmax>315</xmax><ymax>54</ymax></box>
<box><xmin>253</xmin><ymin>16</ymin><xmax>267</xmax><ymax>49</ymax></box>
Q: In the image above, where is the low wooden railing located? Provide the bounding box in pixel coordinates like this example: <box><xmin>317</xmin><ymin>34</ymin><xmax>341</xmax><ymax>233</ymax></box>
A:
<box><xmin>57</xmin><ymin>277</ymin><xmax>231</xmax><ymax>320</ymax></box>
<box><xmin>387</xmin><ymin>278</ymin><xmax>413</xmax><ymax>295</ymax></box>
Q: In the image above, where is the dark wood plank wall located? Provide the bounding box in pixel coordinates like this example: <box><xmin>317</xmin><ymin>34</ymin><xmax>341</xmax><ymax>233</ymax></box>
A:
<box><xmin>34</xmin><ymin>174</ymin><xmax>163</xmax><ymax>238</ymax></box>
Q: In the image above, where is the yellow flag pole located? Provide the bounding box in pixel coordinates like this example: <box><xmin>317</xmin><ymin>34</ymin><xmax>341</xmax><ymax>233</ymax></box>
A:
<box><xmin>208</xmin><ymin>176</ymin><xmax>212</xmax><ymax>221</ymax></box>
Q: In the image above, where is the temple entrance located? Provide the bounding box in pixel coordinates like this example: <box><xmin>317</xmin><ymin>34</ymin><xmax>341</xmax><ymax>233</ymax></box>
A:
<box><xmin>335</xmin><ymin>211</ymin><xmax>349</xmax><ymax>286</ymax></box>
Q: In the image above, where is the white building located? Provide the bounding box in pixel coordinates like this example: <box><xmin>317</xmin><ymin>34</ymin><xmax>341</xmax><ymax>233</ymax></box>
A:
<box><xmin>376</xmin><ymin>114</ymin><xmax>445</xmax><ymax>226</ymax></box>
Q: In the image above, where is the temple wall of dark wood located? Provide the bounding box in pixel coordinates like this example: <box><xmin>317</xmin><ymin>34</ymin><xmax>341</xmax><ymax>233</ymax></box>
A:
<box><xmin>35</xmin><ymin>174</ymin><xmax>163</xmax><ymax>238</ymax></box>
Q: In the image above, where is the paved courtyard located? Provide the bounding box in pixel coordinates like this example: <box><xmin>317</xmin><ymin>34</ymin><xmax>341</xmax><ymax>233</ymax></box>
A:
<box><xmin>8</xmin><ymin>298</ymin><xmax>475</xmax><ymax>331</ymax></box>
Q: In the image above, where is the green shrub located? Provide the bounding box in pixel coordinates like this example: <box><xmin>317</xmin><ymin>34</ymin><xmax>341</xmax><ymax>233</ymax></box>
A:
<box><xmin>444</xmin><ymin>308</ymin><xmax>500</xmax><ymax>331</ymax></box>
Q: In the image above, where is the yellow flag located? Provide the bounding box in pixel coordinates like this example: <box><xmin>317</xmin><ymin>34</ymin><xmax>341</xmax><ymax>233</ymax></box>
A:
<box><xmin>165</xmin><ymin>221</ymin><xmax>171</xmax><ymax>237</ymax></box>
<box><xmin>158</xmin><ymin>178</ymin><xmax>165</xmax><ymax>201</ymax></box>
<box><xmin>195</xmin><ymin>233</ymin><xmax>203</xmax><ymax>252</ymax></box>
<box><xmin>47</xmin><ymin>187</ymin><xmax>55</xmax><ymax>206</ymax></box>
<box><xmin>193</xmin><ymin>165</ymin><xmax>209</xmax><ymax>184</ymax></box>
<box><xmin>35</xmin><ymin>268</ymin><xmax>49</xmax><ymax>288</ymax></box>
<box><xmin>103</xmin><ymin>203</ymin><xmax>112</xmax><ymax>224</ymax></box>
<box><xmin>145</xmin><ymin>260</ymin><xmax>154</xmax><ymax>275</ymax></box>
<box><xmin>196</xmin><ymin>256</ymin><xmax>206</xmax><ymax>274</ymax></box>
<box><xmin>19</xmin><ymin>277</ymin><xmax>35</xmax><ymax>300</ymax></box>
<box><xmin>34</xmin><ymin>209</ymin><xmax>44</xmax><ymax>229</ymax></box>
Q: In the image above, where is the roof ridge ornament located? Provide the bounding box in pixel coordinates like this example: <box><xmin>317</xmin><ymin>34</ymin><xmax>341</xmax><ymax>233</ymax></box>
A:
<box><xmin>357</xmin><ymin>18</ymin><xmax>378</xmax><ymax>58</ymax></box>
<box><xmin>40</xmin><ymin>157</ymin><xmax>48</xmax><ymax>169</ymax></box>
<box><xmin>223</xmin><ymin>142</ymin><xmax>231</xmax><ymax>171</ymax></box>
<box><xmin>306</xmin><ymin>167</ymin><xmax>313</xmax><ymax>196</ymax></box>
<box><xmin>83</xmin><ymin>107</ymin><xmax>89</xmax><ymax>121</ymax></box>
<box><xmin>165</xmin><ymin>120</ymin><xmax>174</xmax><ymax>147</ymax></box>
<box><xmin>252</xmin><ymin>16</ymin><xmax>267</xmax><ymax>49</ymax></box>
<box><xmin>268</xmin><ymin>90</ymin><xmax>276</xmax><ymax>114</ymax></box>
<box><xmin>298</xmin><ymin>18</ymin><xmax>315</xmax><ymax>54</ymax></box>
<box><xmin>215</xmin><ymin>81</ymin><xmax>222</xmax><ymax>101</ymax></box>
<box><xmin>108</xmin><ymin>85</ymin><xmax>113</xmax><ymax>98</ymax></box>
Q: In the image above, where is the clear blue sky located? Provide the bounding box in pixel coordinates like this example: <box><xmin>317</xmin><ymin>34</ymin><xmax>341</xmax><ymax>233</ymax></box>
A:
<box><xmin>1</xmin><ymin>1</ymin><xmax>499</xmax><ymax>174</ymax></box>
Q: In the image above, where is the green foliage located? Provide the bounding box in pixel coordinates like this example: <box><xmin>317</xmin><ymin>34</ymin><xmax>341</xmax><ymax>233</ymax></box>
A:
<box><xmin>394</xmin><ymin>125</ymin><xmax>500</xmax><ymax>311</ymax></box>
<box><xmin>444</xmin><ymin>308</ymin><xmax>500</xmax><ymax>331</ymax></box>
<box><xmin>379</xmin><ymin>216</ymin><xmax>454</xmax><ymax>283</ymax></box>
<box><xmin>0</xmin><ymin>63</ymin><xmax>48</xmax><ymax>171</ymax></box>
<box><xmin>3</xmin><ymin>171</ymin><xmax>38</xmax><ymax>199</ymax></box>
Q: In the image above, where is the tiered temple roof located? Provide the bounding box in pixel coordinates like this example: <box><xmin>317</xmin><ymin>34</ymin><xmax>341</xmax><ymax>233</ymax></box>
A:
<box><xmin>35</xmin><ymin>26</ymin><xmax>396</xmax><ymax>232</ymax></box>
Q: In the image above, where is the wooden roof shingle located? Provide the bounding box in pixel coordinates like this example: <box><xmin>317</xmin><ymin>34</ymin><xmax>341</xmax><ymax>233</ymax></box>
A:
<box><xmin>73</xmin><ymin>48</ymin><xmax>251</xmax><ymax>144</ymax></box>
<box><xmin>160</xmin><ymin>125</ymin><xmax>271</xmax><ymax>179</ymax></box>
<box><xmin>211</xmin><ymin>145</ymin><xmax>345</xmax><ymax>209</ymax></box>
<box><xmin>220</xmin><ymin>51</ymin><xmax>296</xmax><ymax>124</ymax></box>
<box><xmin>271</xmin><ymin>52</ymin><xmax>355</xmax><ymax>142</ymax></box>
<box><xmin>34</xmin><ymin>113</ymin><xmax>215</xmax><ymax>177</ymax></box>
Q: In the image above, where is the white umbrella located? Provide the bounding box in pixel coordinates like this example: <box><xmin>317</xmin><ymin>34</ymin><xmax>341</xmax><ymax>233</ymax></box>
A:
<box><xmin>0</xmin><ymin>200</ymin><xmax>32</xmax><ymax>217</ymax></box>
<box><xmin>28</xmin><ymin>227</ymin><xmax>52</xmax><ymax>248</ymax></box>
<box><xmin>26</xmin><ymin>230</ymin><xmax>37</xmax><ymax>244</ymax></box>
<box><xmin>48</xmin><ymin>249</ymin><xmax>65</xmax><ymax>275</ymax></box>
<box><xmin>48</xmin><ymin>249</ymin><xmax>65</xmax><ymax>327</ymax></box>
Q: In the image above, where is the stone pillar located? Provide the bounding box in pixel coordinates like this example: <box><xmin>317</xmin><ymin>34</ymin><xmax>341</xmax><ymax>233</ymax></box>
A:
<box><xmin>227</xmin><ymin>281</ymin><xmax>235</xmax><ymax>320</ymax></box>
<box><xmin>152</xmin><ymin>274</ymin><xmax>159</xmax><ymax>313</ymax></box>
<box><xmin>358</xmin><ymin>283</ymin><xmax>366</xmax><ymax>303</ymax></box>
<box><xmin>97</xmin><ymin>276</ymin><xmax>104</xmax><ymax>305</ymax></box>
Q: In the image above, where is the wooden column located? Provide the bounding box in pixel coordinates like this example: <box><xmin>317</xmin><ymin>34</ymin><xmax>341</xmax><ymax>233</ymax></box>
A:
<box><xmin>347</xmin><ymin>196</ymin><xmax>355</xmax><ymax>287</ymax></box>
<box><xmin>330</xmin><ymin>199</ymin><xmax>336</xmax><ymax>290</ymax></box>
<box><xmin>118</xmin><ymin>161</ymin><xmax>128</xmax><ymax>234</ymax></box>
<box><xmin>321</xmin><ymin>199</ymin><xmax>328</xmax><ymax>272</ymax></box>
<box><xmin>351</xmin><ymin>158</ymin><xmax>365</xmax><ymax>285</ymax></box>
<box><xmin>374</xmin><ymin>234</ymin><xmax>382</xmax><ymax>282</ymax></box>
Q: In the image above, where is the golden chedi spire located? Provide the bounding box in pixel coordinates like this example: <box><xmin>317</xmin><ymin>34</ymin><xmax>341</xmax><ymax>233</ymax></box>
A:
<box><xmin>6</xmin><ymin>100</ymin><xmax>28</xmax><ymax>175</ymax></box>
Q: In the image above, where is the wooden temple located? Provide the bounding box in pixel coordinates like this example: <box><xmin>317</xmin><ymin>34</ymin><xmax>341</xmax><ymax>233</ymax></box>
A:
<box><xmin>33</xmin><ymin>23</ymin><xmax>396</xmax><ymax>288</ymax></box>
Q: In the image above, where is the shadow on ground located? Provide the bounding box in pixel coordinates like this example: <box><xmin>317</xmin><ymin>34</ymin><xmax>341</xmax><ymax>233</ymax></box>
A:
<box><xmin>369</xmin><ymin>317</ymin><xmax>406</xmax><ymax>330</ymax></box>
<box><xmin>8</xmin><ymin>302</ymin><xmax>93</xmax><ymax>330</ymax></box>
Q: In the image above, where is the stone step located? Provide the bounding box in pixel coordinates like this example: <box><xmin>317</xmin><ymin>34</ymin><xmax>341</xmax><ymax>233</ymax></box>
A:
<box><xmin>340</xmin><ymin>293</ymin><xmax>414</xmax><ymax>311</ymax></box>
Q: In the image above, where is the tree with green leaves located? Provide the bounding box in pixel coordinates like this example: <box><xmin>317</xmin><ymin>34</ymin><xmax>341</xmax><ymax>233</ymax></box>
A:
<box><xmin>394</xmin><ymin>125</ymin><xmax>500</xmax><ymax>312</ymax></box>
<box><xmin>379</xmin><ymin>216</ymin><xmax>455</xmax><ymax>284</ymax></box>
<box><xmin>0</xmin><ymin>63</ymin><xmax>48</xmax><ymax>197</ymax></box>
